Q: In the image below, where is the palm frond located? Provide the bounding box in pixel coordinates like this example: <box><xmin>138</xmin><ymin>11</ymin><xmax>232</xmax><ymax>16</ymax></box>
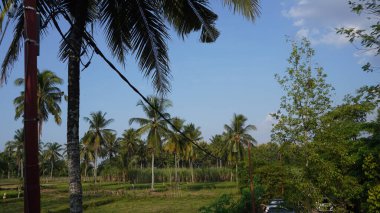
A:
<box><xmin>129</xmin><ymin>117</ymin><xmax>150</xmax><ymax>126</ymax></box>
<box><xmin>127</xmin><ymin>0</ymin><xmax>170</xmax><ymax>94</ymax></box>
<box><xmin>99</xmin><ymin>0</ymin><xmax>130</xmax><ymax>65</ymax></box>
<box><xmin>1</xmin><ymin>7</ymin><xmax>23</xmax><ymax>84</ymax></box>
<box><xmin>222</xmin><ymin>0</ymin><xmax>260</xmax><ymax>21</ymax></box>
<box><xmin>163</xmin><ymin>0</ymin><xmax>219</xmax><ymax>43</ymax></box>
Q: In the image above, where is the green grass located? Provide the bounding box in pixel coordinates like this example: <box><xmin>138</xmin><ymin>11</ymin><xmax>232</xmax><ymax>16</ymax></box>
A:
<box><xmin>0</xmin><ymin>180</ymin><xmax>239</xmax><ymax>213</ymax></box>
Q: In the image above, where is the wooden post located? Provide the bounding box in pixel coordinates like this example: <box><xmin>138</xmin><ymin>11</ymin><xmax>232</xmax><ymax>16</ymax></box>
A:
<box><xmin>248</xmin><ymin>142</ymin><xmax>255</xmax><ymax>213</ymax></box>
<box><xmin>23</xmin><ymin>0</ymin><xmax>40</xmax><ymax>212</ymax></box>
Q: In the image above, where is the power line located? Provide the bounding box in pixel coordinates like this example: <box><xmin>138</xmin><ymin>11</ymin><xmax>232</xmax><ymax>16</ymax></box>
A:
<box><xmin>48</xmin><ymin>9</ymin><xmax>218</xmax><ymax>160</ymax></box>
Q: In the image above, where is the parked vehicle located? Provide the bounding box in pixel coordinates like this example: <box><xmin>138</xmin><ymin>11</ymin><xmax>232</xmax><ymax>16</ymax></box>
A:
<box><xmin>265</xmin><ymin>199</ymin><xmax>294</xmax><ymax>213</ymax></box>
<box><xmin>317</xmin><ymin>197</ymin><xmax>333</xmax><ymax>212</ymax></box>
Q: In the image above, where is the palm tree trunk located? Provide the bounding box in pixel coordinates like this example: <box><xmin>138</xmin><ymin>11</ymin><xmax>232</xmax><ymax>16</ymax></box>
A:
<box><xmin>21</xmin><ymin>160</ymin><xmax>23</xmax><ymax>178</ymax></box>
<box><xmin>235</xmin><ymin>162</ymin><xmax>238</xmax><ymax>183</ymax></box>
<box><xmin>190</xmin><ymin>160</ymin><xmax>194</xmax><ymax>183</ymax></box>
<box><xmin>8</xmin><ymin>162</ymin><xmax>10</xmax><ymax>179</ymax></box>
<box><xmin>84</xmin><ymin>163</ymin><xmax>87</xmax><ymax>181</ymax></box>
<box><xmin>66</xmin><ymin>1</ymin><xmax>88</xmax><ymax>212</ymax></box>
<box><xmin>50</xmin><ymin>160</ymin><xmax>54</xmax><ymax>179</ymax></box>
<box><xmin>94</xmin><ymin>150</ymin><xmax>97</xmax><ymax>184</ymax></box>
<box><xmin>151</xmin><ymin>152</ymin><xmax>155</xmax><ymax>190</ymax></box>
<box><xmin>169</xmin><ymin>166</ymin><xmax>172</xmax><ymax>184</ymax></box>
<box><xmin>248</xmin><ymin>142</ymin><xmax>256</xmax><ymax>213</ymax></box>
<box><xmin>174</xmin><ymin>153</ymin><xmax>178</xmax><ymax>184</ymax></box>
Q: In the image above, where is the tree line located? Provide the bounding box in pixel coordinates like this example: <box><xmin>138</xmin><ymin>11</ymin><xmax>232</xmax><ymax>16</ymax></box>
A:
<box><xmin>1</xmin><ymin>38</ymin><xmax>379</xmax><ymax>212</ymax></box>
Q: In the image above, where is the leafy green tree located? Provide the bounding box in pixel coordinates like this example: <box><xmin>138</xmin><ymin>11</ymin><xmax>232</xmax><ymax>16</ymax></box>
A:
<box><xmin>271</xmin><ymin>38</ymin><xmax>333</xmax><ymax>145</ymax></box>
<box><xmin>337</xmin><ymin>0</ymin><xmax>379</xmax><ymax>72</ymax></box>
<box><xmin>129</xmin><ymin>96</ymin><xmax>171</xmax><ymax>190</ymax></box>
<box><xmin>83</xmin><ymin>111</ymin><xmax>115</xmax><ymax>183</ymax></box>
<box><xmin>224</xmin><ymin>114</ymin><xmax>256</xmax><ymax>183</ymax></box>
<box><xmin>368</xmin><ymin>184</ymin><xmax>380</xmax><ymax>212</ymax></box>
<box><xmin>42</xmin><ymin>142</ymin><xmax>63</xmax><ymax>179</ymax></box>
<box><xmin>13</xmin><ymin>70</ymin><xmax>64</xmax><ymax>134</ymax></box>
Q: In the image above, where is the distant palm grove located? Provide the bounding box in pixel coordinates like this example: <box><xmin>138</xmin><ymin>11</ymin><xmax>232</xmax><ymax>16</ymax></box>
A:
<box><xmin>1</xmin><ymin>0</ymin><xmax>380</xmax><ymax>212</ymax></box>
<box><xmin>1</xmin><ymin>41</ymin><xmax>380</xmax><ymax>211</ymax></box>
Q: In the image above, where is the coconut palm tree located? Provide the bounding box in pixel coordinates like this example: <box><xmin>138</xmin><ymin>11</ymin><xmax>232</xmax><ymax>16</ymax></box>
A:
<box><xmin>4</xmin><ymin>140</ymin><xmax>15</xmax><ymax>179</ymax></box>
<box><xmin>183</xmin><ymin>123</ymin><xmax>202</xmax><ymax>183</ymax></box>
<box><xmin>210</xmin><ymin>134</ymin><xmax>228</xmax><ymax>168</ymax></box>
<box><xmin>136</xmin><ymin>140</ymin><xmax>148</xmax><ymax>169</ymax></box>
<box><xmin>129</xmin><ymin>96</ymin><xmax>171</xmax><ymax>190</ymax></box>
<box><xmin>42</xmin><ymin>142</ymin><xmax>63</xmax><ymax>179</ymax></box>
<box><xmin>120</xmin><ymin>128</ymin><xmax>142</xmax><ymax>165</ymax></box>
<box><xmin>164</xmin><ymin>117</ymin><xmax>185</xmax><ymax>184</ymax></box>
<box><xmin>103</xmin><ymin>131</ymin><xmax>120</xmax><ymax>160</ymax></box>
<box><xmin>1</xmin><ymin>1</ymin><xmax>260</xmax><ymax>211</ymax></box>
<box><xmin>13</xmin><ymin>70</ymin><xmax>64</xmax><ymax>135</ymax></box>
<box><xmin>83</xmin><ymin>111</ymin><xmax>114</xmax><ymax>184</ymax></box>
<box><xmin>224</xmin><ymin>114</ymin><xmax>256</xmax><ymax>183</ymax></box>
<box><xmin>9</xmin><ymin>128</ymin><xmax>24</xmax><ymax>178</ymax></box>
<box><xmin>79</xmin><ymin>139</ymin><xmax>93</xmax><ymax>181</ymax></box>
<box><xmin>118</xmin><ymin>128</ymin><xmax>142</xmax><ymax>181</ymax></box>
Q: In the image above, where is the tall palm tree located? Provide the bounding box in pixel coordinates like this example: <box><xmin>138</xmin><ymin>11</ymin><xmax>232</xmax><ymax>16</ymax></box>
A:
<box><xmin>43</xmin><ymin>142</ymin><xmax>63</xmax><ymax>179</ymax></box>
<box><xmin>224</xmin><ymin>114</ymin><xmax>256</xmax><ymax>183</ymax></box>
<box><xmin>164</xmin><ymin>117</ymin><xmax>185</xmax><ymax>184</ymax></box>
<box><xmin>83</xmin><ymin>111</ymin><xmax>114</xmax><ymax>184</ymax></box>
<box><xmin>136</xmin><ymin>140</ymin><xmax>148</xmax><ymax>169</ymax></box>
<box><xmin>103</xmin><ymin>131</ymin><xmax>120</xmax><ymax>160</ymax></box>
<box><xmin>79</xmin><ymin>139</ymin><xmax>94</xmax><ymax>181</ymax></box>
<box><xmin>118</xmin><ymin>128</ymin><xmax>142</xmax><ymax>181</ymax></box>
<box><xmin>13</xmin><ymin>70</ymin><xmax>64</xmax><ymax>135</ymax></box>
<box><xmin>4</xmin><ymin>140</ymin><xmax>15</xmax><ymax>179</ymax></box>
<box><xmin>120</xmin><ymin>128</ymin><xmax>142</xmax><ymax>166</ymax></box>
<box><xmin>1</xmin><ymin>1</ymin><xmax>260</xmax><ymax>211</ymax></box>
<box><xmin>183</xmin><ymin>123</ymin><xmax>202</xmax><ymax>183</ymax></box>
<box><xmin>9</xmin><ymin>128</ymin><xmax>24</xmax><ymax>178</ymax></box>
<box><xmin>129</xmin><ymin>96</ymin><xmax>171</xmax><ymax>190</ymax></box>
<box><xmin>210</xmin><ymin>134</ymin><xmax>227</xmax><ymax>168</ymax></box>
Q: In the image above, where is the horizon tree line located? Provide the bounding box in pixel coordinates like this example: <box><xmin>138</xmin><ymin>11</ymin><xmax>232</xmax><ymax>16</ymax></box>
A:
<box><xmin>2</xmin><ymin>73</ymin><xmax>258</xmax><ymax>189</ymax></box>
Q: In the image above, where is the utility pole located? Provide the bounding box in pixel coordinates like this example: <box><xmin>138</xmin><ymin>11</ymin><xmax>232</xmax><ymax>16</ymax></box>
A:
<box><xmin>23</xmin><ymin>0</ymin><xmax>40</xmax><ymax>212</ymax></box>
<box><xmin>248</xmin><ymin>142</ymin><xmax>256</xmax><ymax>213</ymax></box>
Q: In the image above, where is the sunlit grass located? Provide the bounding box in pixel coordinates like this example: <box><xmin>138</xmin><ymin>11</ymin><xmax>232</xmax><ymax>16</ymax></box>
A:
<box><xmin>0</xmin><ymin>180</ymin><xmax>238</xmax><ymax>213</ymax></box>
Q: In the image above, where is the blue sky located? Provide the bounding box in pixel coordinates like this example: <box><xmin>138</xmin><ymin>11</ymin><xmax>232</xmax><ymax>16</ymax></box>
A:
<box><xmin>0</xmin><ymin>0</ymin><xmax>379</xmax><ymax>150</ymax></box>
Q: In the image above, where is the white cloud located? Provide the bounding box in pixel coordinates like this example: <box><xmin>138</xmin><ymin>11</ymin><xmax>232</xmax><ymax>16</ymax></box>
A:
<box><xmin>317</xmin><ymin>30</ymin><xmax>350</xmax><ymax>46</ymax></box>
<box><xmin>264</xmin><ymin>114</ymin><xmax>275</xmax><ymax>123</ymax></box>
<box><xmin>295</xmin><ymin>28</ymin><xmax>309</xmax><ymax>39</ymax></box>
<box><xmin>293</xmin><ymin>19</ymin><xmax>304</xmax><ymax>27</ymax></box>
<box><xmin>254</xmin><ymin>114</ymin><xmax>276</xmax><ymax>144</ymax></box>
<box><xmin>282</xmin><ymin>0</ymin><xmax>372</xmax><ymax>47</ymax></box>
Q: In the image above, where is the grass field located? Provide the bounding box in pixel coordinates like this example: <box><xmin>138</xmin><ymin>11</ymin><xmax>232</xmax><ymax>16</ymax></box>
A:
<box><xmin>0</xmin><ymin>179</ymin><xmax>239</xmax><ymax>212</ymax></box>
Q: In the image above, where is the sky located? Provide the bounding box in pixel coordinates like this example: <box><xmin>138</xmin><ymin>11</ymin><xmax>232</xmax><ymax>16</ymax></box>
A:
<box><xmin>0</xmin><ymin>0</ymin><xmax>379</xmax><ymax>151</ymax></box>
